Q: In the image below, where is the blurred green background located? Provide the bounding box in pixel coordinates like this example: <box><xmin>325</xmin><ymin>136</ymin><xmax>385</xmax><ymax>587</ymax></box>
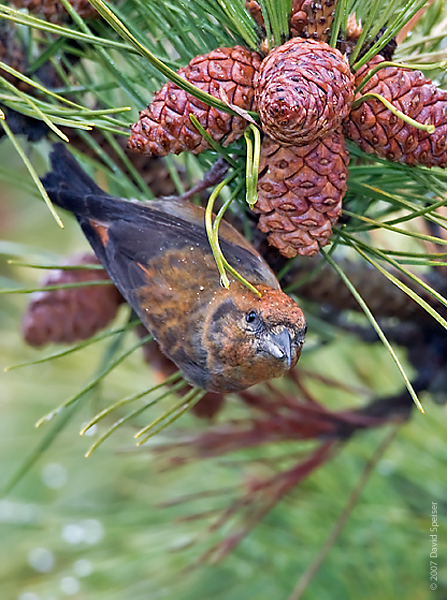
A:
<box><xmin>1</xmin><ymin>140</ymin><xmax>446</xmax><ymax>600</ymax></box>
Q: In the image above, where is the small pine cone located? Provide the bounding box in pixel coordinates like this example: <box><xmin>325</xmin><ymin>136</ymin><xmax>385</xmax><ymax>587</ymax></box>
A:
<box><xmin>138</xmin><ymin>327</ymin><xmax>225</xmax><ymax>419</ymax></box>
<box><xmin>345</xmin><ymin>56</ymin><xmax>447</xmax><ymax>168</ymax></box>
<box><xmin>290</xmin><ymin>0</ymin><xmax>312</xmax><ymax>38</ymax></box>
<box><xmin>244</xmin><ymin>1</ymin><xmax>308</xmax><ymax>36</ymax></box>
<box><xmin>245</xmin><ymin>1</ymin><xmax>335</xmax><ymax>41</ymax></box>
<box><xmin>22</xmin><ymin>254</ymin><xmax>123</xmax><ymax>347</ymax></box>
<box><xmin>245</xmin><ymin>0</ymin><xmax>309</xmax><ymax>38</ymax></box>
<box><xmin>254</xmin><ymin>129</ymin><xmax>349</xmax><ymax>257</ymax></box>
<box><xmin>0</xmin><ymin>21</ymin><xmax>31</xmax><ymax>92</ymax></box>
<box><xmin>255</xmin><ymin>38</ymin><xmax>355</xmax><ymax>145</ymax></box>
<box><xmin>245</xmin><ymin>0</ymin><xmax>265</xmax><ymax>28</ymax></box>
<box><xmin>128</xmin><ymin>47</ymin><xmax>261</xmax><ymax>157</ymax></box>
<box><xmin>12</xmin><ymin>0</ymin><xmax>97</xmax><ymax>23</ymax></box>
<box><xmin>297</xmin><ymin>0</ymin><xmax>336</xmax><ymax>42</ymax></box>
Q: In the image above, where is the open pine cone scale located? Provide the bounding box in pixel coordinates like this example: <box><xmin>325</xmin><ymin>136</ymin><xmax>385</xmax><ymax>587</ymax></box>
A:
<box><xmin>128</xmin><ymin>2</ymin><xmax>447</xmax><ymax>257</ymax></box>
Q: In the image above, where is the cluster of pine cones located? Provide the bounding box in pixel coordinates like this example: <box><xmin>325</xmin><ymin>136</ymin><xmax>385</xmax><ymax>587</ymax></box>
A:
<box><xmin>128</xmin><ymin>0</ymin><xmax>447</xmax><ymax>257</ymax></box>
<box><xmin>6</xmin><ymin>0</ymin><xmax>447</xmax><ymax>256</ymax></box>
<box><xmin>9</xmin><ymin>0</ymin><xmax>447</xmax><ymax>390</ymax></box>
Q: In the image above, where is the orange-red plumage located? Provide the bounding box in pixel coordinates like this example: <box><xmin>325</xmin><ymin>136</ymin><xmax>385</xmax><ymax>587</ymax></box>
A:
<box><xmin>42</xmin><ymin>145</ymin><xmax>306</xmax><ymax>393</ymax></box>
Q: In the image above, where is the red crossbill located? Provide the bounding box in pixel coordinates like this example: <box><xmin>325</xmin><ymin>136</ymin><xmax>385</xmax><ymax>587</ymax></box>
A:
<box><xmin>41</xmin><ymin>145</ymin><xmax>306</xmax><ymax>393</ymax></box>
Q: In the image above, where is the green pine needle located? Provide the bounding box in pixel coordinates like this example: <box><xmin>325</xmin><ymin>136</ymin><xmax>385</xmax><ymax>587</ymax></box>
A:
<box><xmin>320</xmin><ymin>247</ymin><xmax>424</xmax><ymax>414</ymax></box>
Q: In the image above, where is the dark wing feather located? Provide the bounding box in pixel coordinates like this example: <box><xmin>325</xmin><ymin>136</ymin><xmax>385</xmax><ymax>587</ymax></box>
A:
<box><xmin>42</xmin><ymin>143</ymin><xmax>280</xmax><ymax>307</ymax></box>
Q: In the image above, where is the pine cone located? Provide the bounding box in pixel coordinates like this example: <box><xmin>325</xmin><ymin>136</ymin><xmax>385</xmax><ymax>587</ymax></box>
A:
<box><xmin>245</xmin><ymin>1</ymin><xmax>307</xmax><ymax>36</ymax></box>
<box><xmin>255</xmin><ymin>38</ymin><xmax>355</xmax><ymax>145</ymax></box>
<box><xmin>245</xmin><ymin>0</ymin><xmax>265</xmax><ymax>28</ymax></box>
<box><xmin>289</xmin><ymin>0</ymin><xmax>310</xmax><ymax>38</ymax></box>
<box><xmin>22</xmin><ymin>254</ymin><xmax>123</xmax><ymax>347</ymax></box>
<box><xmin>138</xmin><ymin>327</ymin><xmax>226</xmax><ymax>420</ymax></box>
<box><xmin>128</xmin><ymin>47</ymin><xmax>261</xmax><ymax>157</ymax></box>
<box><xmin>12</xmin><ymin>0</ymin><xmax>97</xmax><ymax>23</ymax></box>
<box><xmin>245</xmin><ymin>1</ymin><xmax>335</xmax><ymax>42</ymax></box>
<box><xmin>0</xmin><ymin>20</ymin><xmax>31</xmax><ymax>92</ymax></box>
<box><xmin>254</xmin><ymin>129</ymin><xmax>349</xmax><ymax>257</ymax></box>
<box><xmin>345</xmin><ymin>56</ymin><xmax>447</xmax><ymax>168</ymax></box>
<box><xmin>294</xmin><ymin>0</ymin><xmax>336</xmax><ymax>42</ymax></box>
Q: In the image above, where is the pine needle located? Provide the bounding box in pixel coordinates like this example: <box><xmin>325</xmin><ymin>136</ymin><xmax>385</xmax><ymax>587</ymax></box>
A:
<box><xmin>0</xmin><ymin>119</ymin><xmax>64</xmax><ymax>228</ymax></box>
<box><xmin>320</xmin><ymin>247</ymin><xmax>425</xmax><ymax>414</ymax></box>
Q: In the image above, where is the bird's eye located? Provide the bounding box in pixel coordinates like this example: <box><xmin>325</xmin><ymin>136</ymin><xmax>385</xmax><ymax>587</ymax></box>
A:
<box><xmin>246</xmin><ymin>310</ymin><xmax>258</xmax><ymax>324</ymax></box>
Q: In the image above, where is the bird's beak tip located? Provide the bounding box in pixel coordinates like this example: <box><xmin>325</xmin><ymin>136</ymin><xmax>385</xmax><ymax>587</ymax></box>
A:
<box><xmin>264</xmin><ymin>328</ymin><xmax>292</xmax><ymax>369</ymax></box>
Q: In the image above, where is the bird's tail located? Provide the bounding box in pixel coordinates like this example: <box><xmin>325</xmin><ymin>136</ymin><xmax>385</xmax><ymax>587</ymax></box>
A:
<box><xmin>41</xmin><ymin>143</ymin><xmax>110</xmax><ymax>212</ymax></box>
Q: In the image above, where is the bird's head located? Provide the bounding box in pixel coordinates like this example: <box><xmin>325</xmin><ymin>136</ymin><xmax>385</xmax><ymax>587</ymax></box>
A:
<box><xmin>204</xmin><ymin>284</ymin><xmax>306</xmax><ymax>392</ymax></box>
<box><xmin>251</xmin><ymin>286</ymin><xmax>306</xmax><ymax>369</ymax></box>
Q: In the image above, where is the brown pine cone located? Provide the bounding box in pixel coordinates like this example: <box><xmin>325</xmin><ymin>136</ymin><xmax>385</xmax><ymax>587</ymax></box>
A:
<box><xmin>138</xmin><ymin>327</ymin><xmax>226</xmax><ymax>420</ymax></box>
<box><xmin>128</xmin><ymin>47</ymin><xmax>261</xmax><ymax>157</ymax></box>
<box><xmin>12</xmin><ymin>0</ymin><xmax>97</xmax><ymax>23</ymax></box>
<box><xmin>295</xmin><ymin>0</ymin><xmax>336</xmax><ymax>42</ymax></box>
<box><xmin>345</xmin><ymin>56</ymin><xmax>447</xmax><ymax>168</ymax></box>
<box><xmin>0</xmin><ymin>21</ymin><xmax>31</xmax><ymax>92</ymax></box>
<box><xmin>22</xmin><ymin>254</ymin><xmax>123</xmax><ymax>347</ymax></box>
<box><xmin>255</xmin><ymin>38</ymin><xmax>355</xmax><ymax>145</ymax></box>
<box><xmin>245</xmin><ymin>1</ymin><xmax>335</xmax><ymax>42</ymax></box>
<box><xmin>245</xmin><ymin>0</ymin><xmax>265</xmax><ymax>28</ymax></box>
<box><xmin>290</xmin><ymin>0</ymin><xmax>312</xmax><ymax>38</ymax></box>
<box><xmin>245</xmin><ymin>1</ymin><xmax>308</xmax><ymax>36</ymax></box>
<box><xmin>254</xmin><ymin>129</ymin><xmax>349</xmax><ymax>257</ymax></box>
